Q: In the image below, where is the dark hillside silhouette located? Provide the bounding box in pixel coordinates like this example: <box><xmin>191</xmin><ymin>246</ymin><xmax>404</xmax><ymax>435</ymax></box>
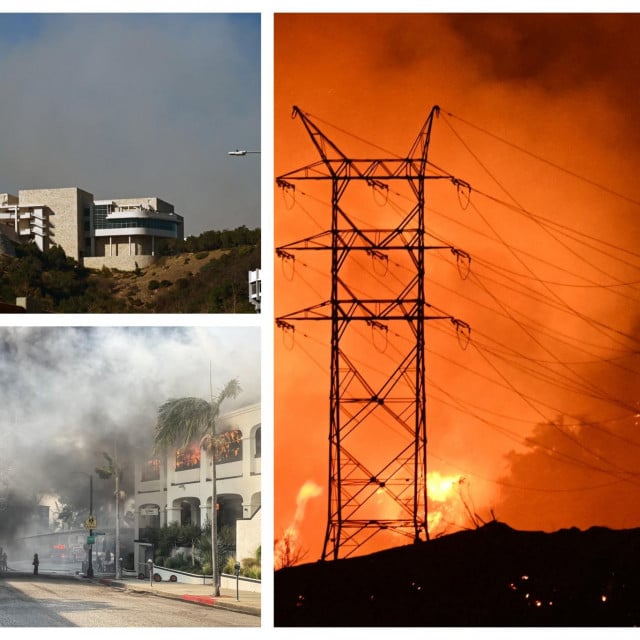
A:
<box><xmin>275</xmin><ymin>521</ymin><xmax>640</xmax><ymax>626</ymax></box>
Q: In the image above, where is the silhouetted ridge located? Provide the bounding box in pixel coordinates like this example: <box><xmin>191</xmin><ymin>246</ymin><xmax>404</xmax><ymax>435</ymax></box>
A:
<box><xmin>275</xmin><ymin>522</ymin><xmax>640</xmax><ymax>626</ymax></box>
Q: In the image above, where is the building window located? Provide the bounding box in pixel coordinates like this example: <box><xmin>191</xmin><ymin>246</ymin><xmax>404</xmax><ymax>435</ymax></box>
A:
<box><xmin>102</xmin><ymin>218</ymin><xmax>178</xmax><ymax>231</ymax></box>
<box><xmin>93</xmin><ymin>204</ymin><xmax>110</xmax><ymax>229</ymax></box>
<box><xmin>255</xmin><ymin>427</ymin><xmax>261</xmax><ymax>458</ymax></box>
<box><xmin>176</xmin><ymin>442</ymin><xmax>201</xmax><ymax>471</ymax></box>
<box><xmin>141</xmin><ymin>458</ymin><xmax>160</xmax><ymax>482</ymax></box>
<box><xmin>180</xmin><ymin>501</ymin><xmax>193</xmax><ymax>526</ymax></box>
<box><xmin>139</xmin><ymin>504</ymin><xmax>160</xmax><ymax>537</ymax></box>
<box><xmin>215</xmin><ymin>430</ymin><xmax>243</xmax><ymax>464</ymax></box>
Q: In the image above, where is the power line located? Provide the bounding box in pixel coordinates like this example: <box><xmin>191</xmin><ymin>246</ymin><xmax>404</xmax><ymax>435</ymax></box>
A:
<box><xmin>442</xmin><ymin>110</ymin><xmax>640</xmax><ymax>208</ymax></box>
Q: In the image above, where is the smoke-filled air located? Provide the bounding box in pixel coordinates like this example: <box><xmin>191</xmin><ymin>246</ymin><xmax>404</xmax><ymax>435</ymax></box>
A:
<box><xmin>0</xmin><ymin>326</ymin><xmax>260</xmax><ymax>546</ymax></box>
<box><xmin>275</xmin><ymin>14</ymin><xmax>640</xmax><ymax>565</ymax></box>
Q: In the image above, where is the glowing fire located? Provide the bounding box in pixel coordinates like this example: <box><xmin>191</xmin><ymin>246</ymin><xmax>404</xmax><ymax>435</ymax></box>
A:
<box><xmin>426</xmin><ymin>471</ymin><xmax>465</xmax><ymax>534</ymax></box>
<box><xmin>428</xmin><ymin>471</ymin><xmax>463</xmax><ymax>502</ymax></box>
<box><xmin>276</xmin><ymin>480</ymin><xmax>322</xmax><ymax>568</ymax></box>
<box><xmin>277</xmin><ymin>472</ymin><xmax>474</xmax><ymax>564</ymax></box>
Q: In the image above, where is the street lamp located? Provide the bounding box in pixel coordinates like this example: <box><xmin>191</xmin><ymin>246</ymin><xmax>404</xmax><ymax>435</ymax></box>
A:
<box><xmin>115</xmin><ymin>448</ymin><xmax>121</xmax><ymax>580</ymax></box>
<box><xmin>227</xmin><ymin>149</ymin><xmax>260</xmax><ymax>314</ymax></box>
<box><xmin>227</xmin><ymin>149</ymin><xmax>260</xmax><ymax>156</ymax></box>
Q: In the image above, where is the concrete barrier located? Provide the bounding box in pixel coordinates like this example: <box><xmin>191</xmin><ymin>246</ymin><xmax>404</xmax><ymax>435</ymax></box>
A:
<box><xmin>148</xmin><ymin>565</ymin><xmax>261</xmax><ymax>593</ymax></box>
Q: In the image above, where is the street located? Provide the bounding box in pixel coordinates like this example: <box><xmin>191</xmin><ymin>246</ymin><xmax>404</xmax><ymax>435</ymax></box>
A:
<box><xmin>0</xmin><ymin>574</ymin><xmax>259</xmax><ymax>627</ymax></box>
<box><xmin>8</xmin><ymin>557</ymin><xmax>83</xmax><ymax>576</ymax></box>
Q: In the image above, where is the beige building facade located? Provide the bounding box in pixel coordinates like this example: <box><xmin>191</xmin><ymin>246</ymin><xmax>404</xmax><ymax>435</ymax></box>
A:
<box><xmin>133</xmin><ymin>402</ymin><xmax>261</xmax><ymax>573</ymax></box>
<box><xmin>0</xmin><ymin>186</ymin><xmax>184</xmax><ymax>270</ymax></box>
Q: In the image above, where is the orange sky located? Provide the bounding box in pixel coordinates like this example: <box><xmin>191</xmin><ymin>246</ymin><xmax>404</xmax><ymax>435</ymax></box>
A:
<box><xmin>274</xmin><ymin>14</ymin><xmax>640</xmax><ymax>565</ymax></box>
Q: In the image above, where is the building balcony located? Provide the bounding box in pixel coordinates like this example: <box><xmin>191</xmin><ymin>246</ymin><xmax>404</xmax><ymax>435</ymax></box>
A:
<box><xmin>106</xmin><ymin>209</ymin><xmax>181</xmax><ymax>223</ymax></box>
<box><xmin>94</xmin><ymin>227</ymin><xmax>179</xmax><ymax>239</ymax></box>
<box><xmin>0</xmin><ymin>208</ymin><xmax>47</xmax><ymax>222</ymax></box>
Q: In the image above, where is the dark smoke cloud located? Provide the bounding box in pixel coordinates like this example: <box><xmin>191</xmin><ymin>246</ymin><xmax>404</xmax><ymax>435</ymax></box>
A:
<box><xmin>495</xmin><ymin>318</ymin><xmax>640</xmax><ymax>531</ymax></box>
<box><xmin>447</xmin><ymin>15</ymin><xmax>637</xmax><ymax>90</ymax></box>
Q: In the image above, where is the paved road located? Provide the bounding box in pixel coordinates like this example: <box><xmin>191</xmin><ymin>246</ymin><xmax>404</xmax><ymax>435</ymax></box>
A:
<box><xmin>0</xmin><ymin>575</ymin><xmax>259</xmax><ymax>627</ymax></box>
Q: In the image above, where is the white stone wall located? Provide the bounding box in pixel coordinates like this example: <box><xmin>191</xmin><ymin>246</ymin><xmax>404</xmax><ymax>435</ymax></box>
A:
<box><xmin>111</xmin><ymin>196</ymin><xmax>174</xmax><ymax>214</ymax></box>
<box><xmin>236</xmin><ymin>509</ymin><xmax>261</xmax><ymax>562</ymax></box>
<box><xmin>83</xmin><ymin>255</ymin><xmax>159</xmax><ymax>271</ymax></box>
<box><xmin>19</xmin><ymin>187</ymin><xmax>93</xmax><ymax>260</ymax></box>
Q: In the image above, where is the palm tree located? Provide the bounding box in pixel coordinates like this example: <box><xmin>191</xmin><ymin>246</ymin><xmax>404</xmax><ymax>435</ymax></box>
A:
<box><xmin>153</xmin><ymin>377</ymin><xmax>241</xmax><ymax>597</ymax></box>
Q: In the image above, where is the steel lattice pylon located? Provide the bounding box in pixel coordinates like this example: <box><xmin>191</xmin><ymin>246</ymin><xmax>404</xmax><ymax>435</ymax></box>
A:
<box><xmin>276</xmin><ymin>105</ymin><xmax>470</xmax><ymax>561</ymax></box>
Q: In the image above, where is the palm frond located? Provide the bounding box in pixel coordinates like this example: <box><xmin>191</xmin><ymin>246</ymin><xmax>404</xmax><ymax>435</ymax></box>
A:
<box><xmin>210</xmin><ymin>379</ymin><xmax>242</xmax><ymax>425</ymax></box>
<box><xmin>95</xmin><ymin>451</ymin><xmax>116</xmax><ymax>479</ymax></box>
<box><xmin>154</xmin><ymin>396</ymin><xmax>212</xmax><ymax>454</ymax></box>
<box><xmin>200</xmin><ymin>429</ymin><xmax>235</xmax><ymax>454</ymax></box>
<box><xmin>101</xmin><ymin>452</ymin><xmax>114</xmax><ymax>467</ymax></box>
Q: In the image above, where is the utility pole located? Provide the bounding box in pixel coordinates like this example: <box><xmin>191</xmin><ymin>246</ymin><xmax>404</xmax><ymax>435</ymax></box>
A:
<box><xmin>88</xmin><ymin>474</ymin><xmax>94</xmax><ymax>578</ymax></box>
<box><xmin>210</xmin><ymin>362</ymin><xmax>220</xmax><ymax>598</ymax></box>
<box><xmin>115</xmin><ymin>438</ymin><xmax>121</xmax><ymax>580</ymax></box>
<box><xmin>95</xmin><ymin>448</ymin><xmax>122</xmax><ymax>578</ymax></box>
<box><xmin>276</xmin><ymin>105</ymin><xmax>470</xmax><ymax>560</ymax></box>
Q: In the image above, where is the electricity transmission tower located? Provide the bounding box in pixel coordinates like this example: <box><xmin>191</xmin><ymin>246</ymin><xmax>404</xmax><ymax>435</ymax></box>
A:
<box><xmin>276</xmin><ymin>105</ymin><xmax>470</xmax><ymax>561</ymax></box>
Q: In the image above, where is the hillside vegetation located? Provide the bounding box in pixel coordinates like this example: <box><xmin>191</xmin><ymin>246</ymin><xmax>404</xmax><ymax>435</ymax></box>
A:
<box><xmin>0</xmin><ymin>227</ymin><xmax>260</xmax><ymax>313</ymax></box>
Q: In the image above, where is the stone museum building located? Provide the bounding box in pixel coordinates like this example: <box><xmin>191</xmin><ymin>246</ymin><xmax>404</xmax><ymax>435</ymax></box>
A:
<box><xmin>0</xmin><ymin>186</ymin><xmax>184</xmax><ymax>270</ymax></box>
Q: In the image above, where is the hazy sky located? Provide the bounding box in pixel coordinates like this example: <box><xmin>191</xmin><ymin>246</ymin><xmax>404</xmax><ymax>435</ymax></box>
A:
<box><xmin>0</xmin><ymin>325</ymin><xmax>261</xmax><ymax>538</ymax></box>
<box><xmin>0</xmin><ymin>13</ymin><xmax>260</xmax><ymax>237</ymax></box>
<box><xmin>275</xmin><ymin>13</ymin><xmax>640</xmax><ymax>563</ymax></box>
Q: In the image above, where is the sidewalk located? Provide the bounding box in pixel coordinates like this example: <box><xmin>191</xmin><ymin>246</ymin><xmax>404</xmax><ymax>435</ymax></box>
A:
<box><xmin>92</xmin><ymin>574</ymin><xmax>261</xmax><ymax>618</ymax></box>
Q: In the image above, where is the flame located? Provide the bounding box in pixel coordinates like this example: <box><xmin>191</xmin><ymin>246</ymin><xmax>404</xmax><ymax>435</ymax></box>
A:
<box><xmin>426</xmin><ymin>471</ymin><xmax>465</xmax><ymax>535</ymax></box>
<box><xmin>286</xmin><ymin>480</ymin><xmax>322</xmax><ymax>539</ymax></box>
<box><xmin>277</xmin><ymin>473</ymin><xmax>471</xmax><ymax>562</ymax></box>
<box><xmin>295</xmin><ymin>480</ymin><xmax>322</xmax><ymax>514</ymax></box>
<box><xmin>276</xmin><ymin>480</ymin><xmax>322</xmax><ymax>568</ymax></box>
<box><xmin>428</xmin><ymin>471</ymin><xmax>463</xmax><ymax>502</ymax></box>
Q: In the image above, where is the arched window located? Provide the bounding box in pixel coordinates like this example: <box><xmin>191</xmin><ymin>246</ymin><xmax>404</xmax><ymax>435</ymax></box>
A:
<box><xmin>180</xmin><ymin>501</ymin><xmax>192</xmax><ymax>526</ymax></box>
<box><xmin>255</xmin><ymin>427</ymin><xmax>261</xmax><ymax>458</ymax></box>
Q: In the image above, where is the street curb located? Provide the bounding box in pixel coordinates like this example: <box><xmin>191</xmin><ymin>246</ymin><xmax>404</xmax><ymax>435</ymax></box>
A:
<box><xmin>96</xmin><ymin>578</ymin><xmax>261</xmax><ymax>618</ymax></box>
